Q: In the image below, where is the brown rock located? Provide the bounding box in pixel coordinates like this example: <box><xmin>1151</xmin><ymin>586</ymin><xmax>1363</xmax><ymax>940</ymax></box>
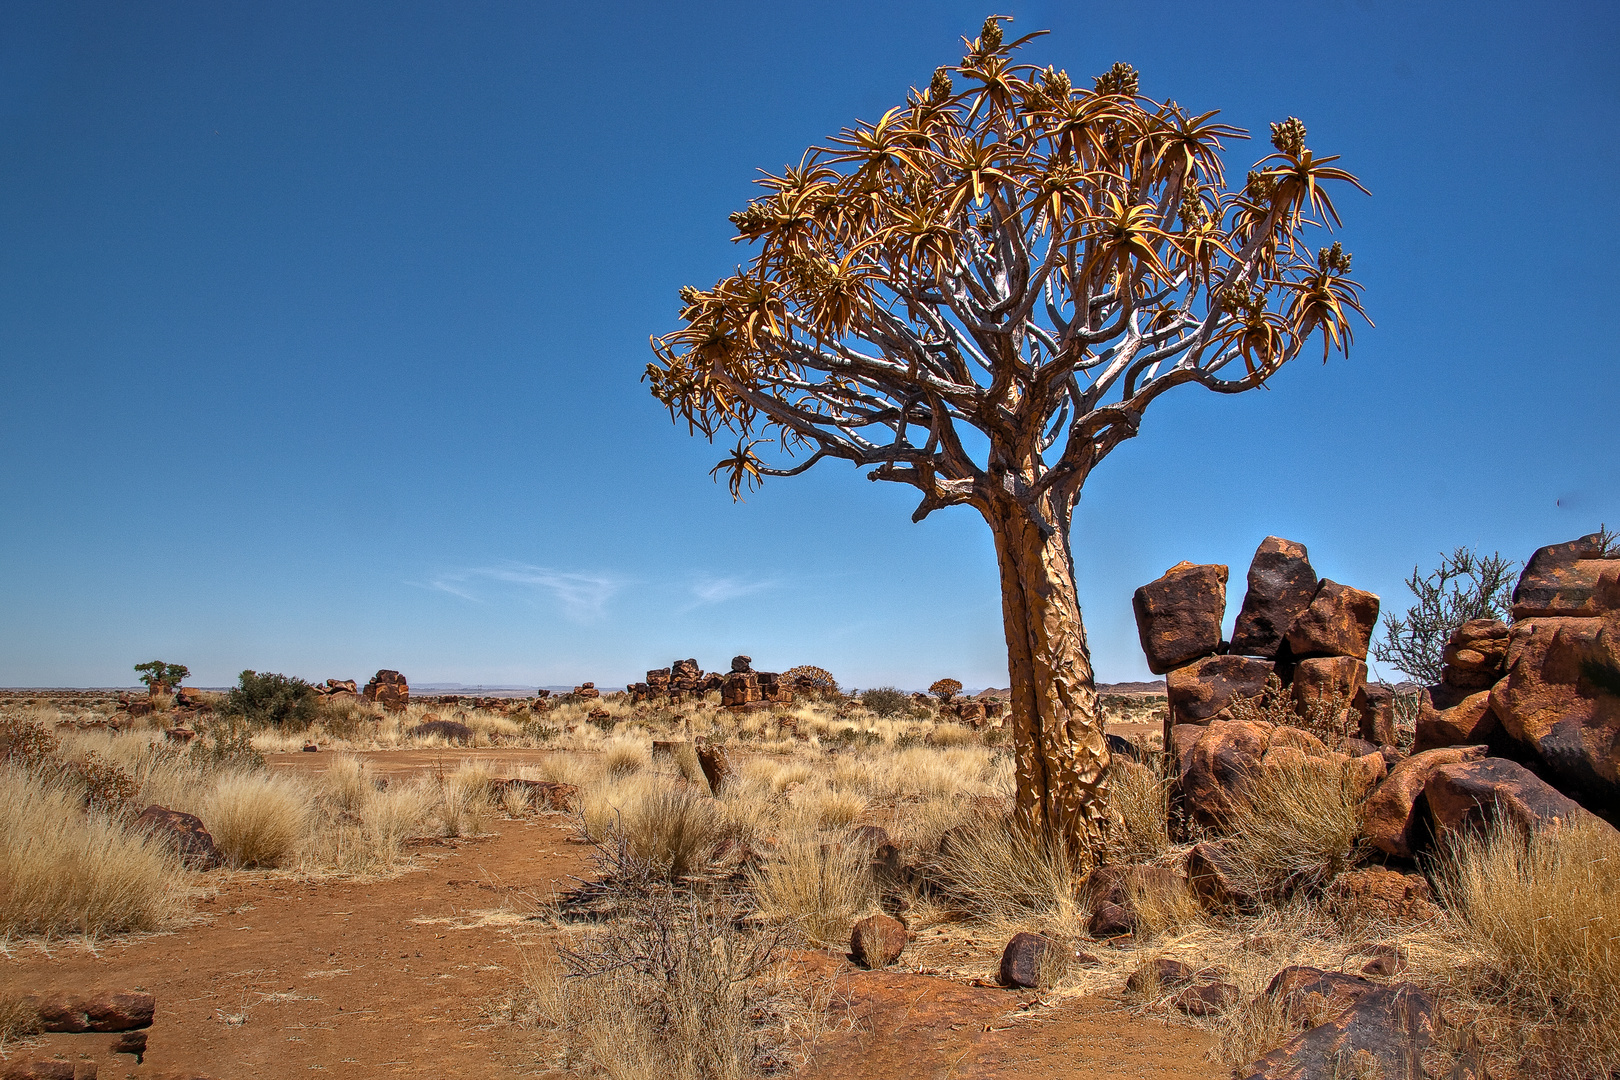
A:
<box><xmin>362</xmin><ymin>670</ymin><xmax>408</xmax><ymax>711</ymax></box>
<box><xmin>1231</xmin><ymin>537</ymin><xmax>1319</xmax><ymax>659</ymax></box>
<box><xmin>1285</xmin><ymin>580</ymin><xmax>1380</xmax><ymax>660</ymax></box>
<box><xmin>1347</xmin><ymin>751</ymin><xmax>1388</xmax><ymax>798</ymax></box>
<box><xmin>1167</xmin><ymin>723</ymin><xmax>1206</xmax><ymax>767</ymax></box>
<box><xmin>669</xmin><ymin>659</ymin><xmax>702</xmax><ymax>691</ymax></box>
<box><xmin>1125</xmin><ymin>957</ymin><xmax>1195</xmax><ymax>993</ymax></box>
<box><xmin>174</xmin><ymin>686</ymin><xmax>211</xmax><ymax>708</ymax></box>
<box><xmin>1081</xmin><ymin>864</ymin><xmax>1189</xmax><ymax>914</ymax></box>
<box><xmin>1290</xmin><ymin>656</ymin><xmax>1366</xmax><ymax>729</ymax></box>
<box><xmin>1326</xmin><ymin>869</ymin><xmax>1439</xmax><ymax>923</ymax></box>
<box><xmin>1425</xmin><ymin>757</ymin><xmax>1599</xmax><ymax>841</ymax></box>
<box><xmin>28</xmin><ymin>990</ymin><xmax>154</xmax><ymax>1032</ymax></box>
<box><xmin>696</xmin><ymin>743</ymin><xmax>731</xmax><ymax>793</ymax></box>
<box><xmin>998</xmin><ymin>932</ymin><xmax>1052</xmax><ymax>988</ymax></box>
<box><xmin>1186</xmin><ymin>839</ymin><xmax>1253</xmax><ymax>911</ymax></box>
<box><xmin>1352</xmin><ymin>683</ymin><xmax>1396</xmax><ymax>745</ymax></box>
<box><xmin>573</xmin><ymin>682</ymin><xmax>601</xmax><ymax>699</ymax></box>
<box><xmin>1240</xmin><ymin>983</ymin><xmax>1437</xmax><ymax>1080</ymax></box>
<box><xmin>133</xmin><ymin>805</ymin><xmax>220</xmax><ymax>869</ymax></box>
<box><xmin>1440</xmin><ymin>620</ymin><xmax>1510</xmax><ymax>690</ymax></box>
<box><xmin>409</xmin><ymin>719</ymin><xmax>473</xmax><ymax>744</ymax></box>
<box><xmin>1512</xmin><ymin>533</ymin><xmax>1620</xmax><ymax>619</ymax></box>
<box><xmin>1088</xmin><ymin>901</ymin><xmax>1134</xmax><ymax>938</ymax></box>
<box><xmin>1263</xmin><ymin>965</ymin><xmax>1377</xmax><ymax>1026</ymax></box>
<box><xmin>1489</xmin><ymin>614</ymin><xmax>1620</xmax><ymax>808</ymax></box>
<box><xmin>954</xmin><ymin>700</ymin><xmax>988</xmax><ymax>725</ymax></box>
<box><xmin>1166</xmin><ymin>655</ymin><xmax>1275</xmax><ymax>726</ymax></box>
<box><xmin>1172</xmin><ymin>980</ymin><xmax>1240</xmax><ymax>1016</ymax></box>
<box><xmin>1133</xmin><ymin>562</ymin><xmax>1229</xmax><ymax>675</ymax></box>
<box><xmin>721</xmin><ymin>671</ymin><xmax>761</xmax><ymax>708</ymax></box>
<box><xmin>646</xmin><ymin>667</ymin><xmax>671</xmax><ymax>690</ymax></box>
<box><xmin>850</xmin><ymin>913</ymin><xmax>908</xmax><ymax>969</ymax></box>
<box><xmin>1178</xmin><ymin>718</ymin><xmax>1273</xmax><ymax>824</ymax></box>
<box><xmin>109</xmin><ymin>1029</ymin><xmax>147</xmax><ymax>1063</ymax></box>
<box><xmin>1358</xmin><ymin>943</ymin><xmax>1408</xmax><ymax>977</ymax></box>
<box><xmin>1267</xmin><ymin>726</ymin><xmax>1330</xmax><ymax>757</ymax></box>
<box><xmin>1362</xmin><ymin>744</ymin><xmax>1488</xmax><ymax>858</ymax></box>
<box><xmin>1412</xmin><ymin>690</ymin><xmax>1500</xmax><ymax>754</ymax></box>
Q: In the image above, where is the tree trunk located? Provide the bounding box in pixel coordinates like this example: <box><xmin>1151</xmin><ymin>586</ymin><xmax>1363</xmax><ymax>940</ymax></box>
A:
<box><xmin>987</xmin><ymin>503</ymin><xmax>1111</xmax><ymax>853</ymax></box>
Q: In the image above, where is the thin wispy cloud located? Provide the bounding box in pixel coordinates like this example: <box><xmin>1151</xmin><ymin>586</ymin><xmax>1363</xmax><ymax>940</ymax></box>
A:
<box><xmin>419</xmin><ymin>564</ymin><xmax>628</xmax><ymax>621</ymax></box>
<box><xmin>686</xmin><ymin>574</ymin><xmax>780</xmax><ymax>610</ymax></box>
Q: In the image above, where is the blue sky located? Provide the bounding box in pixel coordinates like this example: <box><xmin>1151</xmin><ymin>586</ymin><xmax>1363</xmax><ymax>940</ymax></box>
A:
<box><xmin>2</xmin><ymin>1</ymin><xmax>1616</xmax><ymax>690</ymax></box>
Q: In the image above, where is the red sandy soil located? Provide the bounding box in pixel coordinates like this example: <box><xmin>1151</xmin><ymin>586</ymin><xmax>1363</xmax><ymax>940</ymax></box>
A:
<box><xmin>2</xmin><ymin>749</ymin><xmax>1215</xmax><ymax>1080</ymax></box>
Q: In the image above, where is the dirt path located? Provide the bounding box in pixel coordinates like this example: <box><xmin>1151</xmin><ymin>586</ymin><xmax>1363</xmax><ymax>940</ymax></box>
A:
<box><xmin>3</xmin><ymin>748</ymin><xmax>1216</xmax><ymax>1080</ymax></box>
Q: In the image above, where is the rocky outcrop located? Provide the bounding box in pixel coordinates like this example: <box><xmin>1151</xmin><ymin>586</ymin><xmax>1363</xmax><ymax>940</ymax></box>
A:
<box><xmin>1488</xmin><ymin>613</ymin><xmax>1620</xmax><ymax>808</ymax></box>
<box><xmin>1166</xmin><ymin>656</ymin><xmax>1274</xmax><ymax>726</ymax></box>
<box><xmin>1362</xmin><ymin>745</ymin><xmax>1487</xmax><ymax>858</ymax></box>
<box><xmin>1132</xmin><ymin>562</ymin><xmax>1228</xmax><ymax>675</ymax></box>
<box><xmin>1325</xmin><ymin>869</ymin><xmax>1439</xmax><ymax>923</ymax></box>
<box><xmin>1439</xmin><ymin>620</ymin><xmax>1510</xmax><ymax>690</ymax></box>
<box><xmin>1289</xmin><ymin>657</ymin><xmax>1366</xmax><ymax>728</ymax></box>
<box><xmin>1424</xmin><ymin>757</ymin><xmax>1598</xmax><ymax>840</ymax></box>
<box><xmin>362</xmin><ymin>670</ymin><xmax>408</xmax><ymax>712</ymax></box>
<box><xmin>1511</xmin><ymin>533</ymin><xmax>1620</xmax><ymax>620</ymax></box>
<box><xmin>1412</xmin><ymin>689</ymin><xmax>1499</xmax><ymax>754</ymax></box>
<box><xmin>1230</xmin><ymin>537</ymin><xmax>1319</xmax><ymax>659</ymax></box>
<box><xmin>1284</xmin><ymin>580</ymin><xmax>1380</xmax><ymax>661</ymax></box>
<box><xmin>1177</xmin><ymin>718</ymin><xmax>1274</xmax><ymax>824</ymax></box>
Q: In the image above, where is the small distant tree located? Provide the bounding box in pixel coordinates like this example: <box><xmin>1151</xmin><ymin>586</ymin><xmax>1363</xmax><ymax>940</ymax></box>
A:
<box><xmin>929</xmin><ymin>678</ymin><xmax>964</xmax><ymax>703</ymax></box>
<box><xmin>859</xmin><ymin>687</ymin><xmax>910</xmax><ymax>718</ymax></box>
<box><xmin>783</xmin><ymin>664</ymin><xmax>841</xmax><ymax>698</ymax></box>
<box><xmin>648</xmin><ymin>17</ymin><xmax>1368</xmax><ymax>850</ymax></box>
<box><xmin>134</xmin><ymin>660</ymin><xmax>190</xmax><ymax>694</ymax></box>
<box><xmin>1372</xmin><ymin>548</ymin><xmax>1517</xmax><ymax>686</ymax></box>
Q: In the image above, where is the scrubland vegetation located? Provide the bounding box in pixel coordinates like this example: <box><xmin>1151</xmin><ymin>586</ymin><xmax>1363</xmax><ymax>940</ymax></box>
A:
<box><xmin>4</xmin><ymin>682</ymin><xmax>1616</xmax><ymax>1079</ymax></box>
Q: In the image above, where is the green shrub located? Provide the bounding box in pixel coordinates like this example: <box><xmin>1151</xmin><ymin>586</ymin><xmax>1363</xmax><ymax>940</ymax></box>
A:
<box><xmin>859</xmin><ymin>687</ymin><xmax>908</xmax><ymax>717</ymax></box>
<box><xmin>223</xmin><ymin>670</ymin><xmax>316</xmax><ymax>729</ymax></box>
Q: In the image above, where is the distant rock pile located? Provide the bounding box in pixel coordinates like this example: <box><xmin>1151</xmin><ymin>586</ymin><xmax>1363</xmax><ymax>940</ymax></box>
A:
<box><xmin>626</xmin><ymin>656</ymin><xmax>791</xmax><ymax>708</ymax></box>
<box><xmin>312</xmin><ymin>679</ymin><xmax>359</xmax><ymax>701</ymax></box>
<box><xmin>362</xmin><ymin>670</ymin><xmax>408</xmax><ymax>712</ymax></box>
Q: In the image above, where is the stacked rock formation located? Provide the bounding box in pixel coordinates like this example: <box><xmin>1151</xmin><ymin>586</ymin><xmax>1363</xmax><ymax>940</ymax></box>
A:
<box><xmin>627</xmin><ymin>657</ymin><xmax>727</xmax><ymax>703</ymax></box>
<box><xmin>1134</xmin><ymin>538</ymin><xmax>1382</xmax><ymax>753</ymax></box>
<box><xmin>1411</xmin><ymin>532</ymin><xmax>1620</xmax><ymax>815</ymax></box>
<box><xmin>312</xmin><ymin>678</ymin><xmax>359</xmax><ymax>700</ymax></box>
<box><xmin>1138</xmin><ymin>532</ymin><xmax>1620</xmax><ymax>861</ymax></box>
<box><xmin>362</xmin><ymin>670</ymin><xmax>408</xmax><ymax>712</ymax></box>
<box><xmin>720</xmin><ymin>655</ymin><xmax>792</xmax><ymax>709</ymax></box>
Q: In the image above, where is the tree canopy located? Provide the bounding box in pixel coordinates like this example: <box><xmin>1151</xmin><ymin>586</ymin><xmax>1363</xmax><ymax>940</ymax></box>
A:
<box><xmin>648</xmin><ymin>17</ymin><xmax>1368</xmax><ymax>529</ymax></box>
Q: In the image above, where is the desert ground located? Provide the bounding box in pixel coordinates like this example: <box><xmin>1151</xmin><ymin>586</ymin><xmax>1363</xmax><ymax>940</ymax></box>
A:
<box><xmin>2</xmin><ymin>628</ymin><xmax>1616</xmax><ymax>1080</ymax></box>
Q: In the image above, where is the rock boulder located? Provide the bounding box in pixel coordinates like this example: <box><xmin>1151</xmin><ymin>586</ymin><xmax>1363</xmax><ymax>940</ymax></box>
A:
<box><xmin>1424</xmin><ymin>757</ymin><xmax>1599</xmax><ymax>842</ymax></box>
<box><xmin>1133</xmin><ymin>562</ymin><xmax>1228</xmax><ymax>675</ymax></box>
<box><xmin>1230</xmin><ymin>537</ymin><xmax>1319</xmax><ymax>659</ymax></box>
<box><xmin>1362</xmin><ymin>744</ymin><xmax>1488</xmax><ymax>858</ymax></box>
<box><xmin>362</xmin><ymin>670</ymin><xmax>408</xmax><ymax>712</ymax></box>
<box><xmin>1166</xmin><ymin>655</ymin><xmax>1275</xmax><ymax>727</ymax></box>
<box><xmin>1285</xmin><ymin>580</ymin><xmax>1380</xmax><ymax>660</ymax></box>
<box><xmin>1511</xmin><ymin>533</ymin><xmax>1620</xmax><ymax>620</ymax></box>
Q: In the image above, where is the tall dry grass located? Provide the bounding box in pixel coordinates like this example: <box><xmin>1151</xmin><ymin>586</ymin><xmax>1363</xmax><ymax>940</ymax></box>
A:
<box><xmin>204</xmin><ymin>772</ymin><xmax>313</xmax><ymax>868</ymax></box>
<box><xmin>1215</xmin><ymin>755</ymin><xmax>1367</xmax><ymax>900</ymax></box>
<box><xmin>1439</xmin><ymin>817</ymin><xmax>1620</xmax><ymax>1076</ymax></box>
<box><xmin>520</xmin><ymin>892</ymin><xmax>816</xmax><ymax>1079</ymax></box>
<box><xmin>0</xmin><ymin>768</ymin><xmax>187</xmax><ymax>937</ymax></box>
<box><xmin>750</xmin><ymin>838</ymin><xmax>875</xmax><ymax>947</ymax></box>
<box><xmin>931</xmin><ymin>814</ymin><xmax>1084</xmax><ymax>924</ymax></box>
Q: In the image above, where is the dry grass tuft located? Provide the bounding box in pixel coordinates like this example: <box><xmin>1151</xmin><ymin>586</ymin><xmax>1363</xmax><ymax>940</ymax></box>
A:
<box><xmin>750</xmin><ymin>837</ymin><xmax>875</xmax><ymax>947</ymax></box>
<box><xmin>322</xmin><ymin>754</ymin><xmax>372</xmax><ymax>813</ymax></box>
<box><xmin>0</xmin><ymin>991</ymin><xmax>41</xmax><ymax>1053</ymax></box>
<box><xmin>604</xmin><ymin>738</ymin><xmax>651</xmax><ymax>776</ymax></box>
<box><xmin>1438</xmin><ymin>817</ymin><xmax>1620</xmax><ymax>1076</ymax></box>
<box><xmin>0</xmin><ymin>768</ymin><xmax>187</xmax><ymax>936</ymax></box>
<box><xmin>520</xmin><ymin>892</ymin><xmax>817</xmax><ymax>1079</ymax></box>
<box><xmin>1109</xmin><ymin>758</ymin><xmax>1172</xmax><ymax>862</ymax></box>
<box><xmin>621</xmin><ymin>786</ymin><xmax>722</xmax><ymax>879</ymax></box>
<box><xmin>1216</xmin><ymin>756</ymin><xmax>1366</xmax><ymax>899</ymax></box>
<box><xmin>436</xmin><ymin>762</ymin><xmax>496</xmax><ymax>837</ymax></box>
<box><xmin>932</xmin><ymin>814</ymin><xmax>1083</xmax><ymax>923</ymax></box>
<box><xmin>205</xmin><ymin>772</ymin><xmax>313</xmax><ymax>868</ymax></box>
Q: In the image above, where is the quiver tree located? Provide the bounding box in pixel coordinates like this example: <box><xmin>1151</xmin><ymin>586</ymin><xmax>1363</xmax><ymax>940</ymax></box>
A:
<box><xmin>929</xmin><ymin>678</ymin><xmax>964</xmax><ymax>703</ymax></box>
<box><xmin>647</xmin><ymin>18</ymin><xmax>1369</xmax><ymax>851</ymax></box>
